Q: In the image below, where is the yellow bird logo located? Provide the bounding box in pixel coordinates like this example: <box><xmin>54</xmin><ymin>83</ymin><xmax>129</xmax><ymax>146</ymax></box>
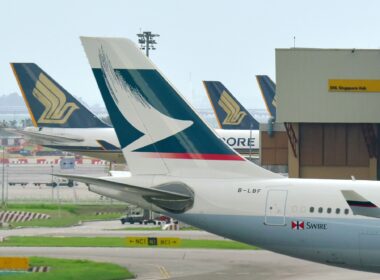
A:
<box><xmin>218</xmin><ymin>91</ymin><xmax>246</xmax><ymax>125</ymax></box>
<box><xmin>33</xmin><ymin>73</ymin><xmax>79</xmax><ymax>124</ymax></box>
<box><xmin>272</xmin><ymin>94</ymin><xmax>277</xmax><ymax>108</ymax></box>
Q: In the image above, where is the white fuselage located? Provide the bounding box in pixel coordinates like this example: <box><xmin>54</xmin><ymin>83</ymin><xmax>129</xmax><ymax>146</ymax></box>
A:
<box><xmin>215</xmin><ymin>129</ymin><xmax>259</xmax><ymax>156</ymax></box>
<box><xmin>23</xmin><ymin>126</ymin><xmax>125</xmax><ymax>163</ymax></box>
<box><xmin>22</xmin><ymin>127</ymin><xmax>260</xmax><ymax>161</ymax></box>
<box><xmin>91</xmin><ymin>174</ymin><xmax>380</xmax><ymax>273</ymax></box>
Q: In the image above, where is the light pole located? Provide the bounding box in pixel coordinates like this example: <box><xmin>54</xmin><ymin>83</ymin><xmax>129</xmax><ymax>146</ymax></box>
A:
<box><xmin>137</xmin><ymin>31</ymin><xmax>159</xmax><ymax>57</ymax></box>
<box><xmin>51</xmin><ymin>165</ymin><xmax>54</xmax><ymax>202</ymax></box>
<box><xmin>5</xmin><ymin>169</ymin><xmax>8</xmax><ymax>205</ymax></box>
<box><xmin>136</xmin><ymin>30</ymin><xmax>159</xmax><ymax>221</ymax></box>
<box><xmin>1</xmin><ymin>145</ymin><xmax>5</xmax><ymax>209</ymax></box>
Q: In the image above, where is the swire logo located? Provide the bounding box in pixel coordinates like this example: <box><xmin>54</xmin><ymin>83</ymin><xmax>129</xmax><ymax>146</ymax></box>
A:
<box><xmin>291</xmin><ymin>220</ymin><xmax>304</xmax><ymax>230</ymax></box>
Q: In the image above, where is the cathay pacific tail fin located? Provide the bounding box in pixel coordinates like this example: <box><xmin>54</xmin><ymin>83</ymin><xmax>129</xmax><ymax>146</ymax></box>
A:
<box><xmin>203</xmin><ymin>81</ymin><xmax>259</xmax><ymax>130</ymax></box>
<box><xmin>11</xmin><ymin>63</ymin><xmax>110</xmax><ymax>128</ymax></box>
<box><xmin>256</xmin><ymin>75</ymin><xmax>276</xmax><ymax>119</ymax></box>
<box><xmin>81</xmin><ymin>37</ymin><xmax>280</xmax><ymax>179</ymax></box>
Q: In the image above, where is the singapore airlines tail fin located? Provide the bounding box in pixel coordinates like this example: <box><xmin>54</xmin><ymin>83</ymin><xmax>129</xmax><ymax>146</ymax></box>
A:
<box><xmin>10</xmin><ymin>63</ymin><xmax>110</xmax><ymax>128</ymax></box>
<box><xmin>203</xmin><ymin>81</ymin><xmax>259</xmax><ymax>130</ymax></box>
<box><xmin>256</xmin><ymin>75</ymin><xmax>277</xmax><ymax>119</ymax></box>
<box><xmin>81</xmin><ymin>37</ymin><xmax>279</xmax><ymax>179</ymax></box>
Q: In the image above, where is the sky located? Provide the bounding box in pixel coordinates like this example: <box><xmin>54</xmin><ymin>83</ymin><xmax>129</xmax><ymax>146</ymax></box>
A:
<box><xmin>1</xmin><ymin>0</ymin><xmax>380</xmax><ymax>109</ymax></box>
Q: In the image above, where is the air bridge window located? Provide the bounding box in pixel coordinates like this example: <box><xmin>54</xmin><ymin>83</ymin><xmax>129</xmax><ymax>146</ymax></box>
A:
<box><xmin>309</xmin><ymin>207</ymin><xmax>314</xmax><ymax>213</ymax></box>
<box><xmin>318</xmin><ymin>207</ymin><xmax>323</xmax><ymax>213</ymax></box>
<box><xmin>336</xmin><ymin>208</ymin><xmax>340</xmax><ymax>214</ymax></box>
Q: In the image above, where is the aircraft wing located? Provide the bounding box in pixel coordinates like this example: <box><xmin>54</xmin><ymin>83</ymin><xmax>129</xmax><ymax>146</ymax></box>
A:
<box><xmin>55</xmin><ymin>173</ymin><xmax>194</xmax><ymax>213</ymax></box>
<box><xmin>3</xmin><ymin>128</ymin><xmax>84</xmax><ymax>143</ymax></box>
<box><xmin>341</xmin><ymin>190</ymin><xmax>380</xmax><ymax>218</ymax></box>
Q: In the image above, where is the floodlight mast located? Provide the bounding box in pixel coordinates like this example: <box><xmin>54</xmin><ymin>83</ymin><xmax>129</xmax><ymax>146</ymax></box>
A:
<box><xmin>137</xmin><ymin>31</ymin><xmax>159</xmax><ymax>57</ymax></box>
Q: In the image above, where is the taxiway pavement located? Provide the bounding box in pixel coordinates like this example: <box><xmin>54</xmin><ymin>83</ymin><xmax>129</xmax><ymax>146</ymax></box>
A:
<box><xmin>1</xmin><ymin>247</ymin><xmax>378</xmax><ymax>280</ymax></box>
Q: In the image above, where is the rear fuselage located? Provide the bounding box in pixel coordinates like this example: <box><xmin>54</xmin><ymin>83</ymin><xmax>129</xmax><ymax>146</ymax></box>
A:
<box><xmin>172</xmin><ymin>177</ymin><xmax>380</xmax><ymax>272</ymax></box>
<box><xmin>103</xmin><ymin>175</ymin><xmax>380</xmax><ymax>272</ymax></box>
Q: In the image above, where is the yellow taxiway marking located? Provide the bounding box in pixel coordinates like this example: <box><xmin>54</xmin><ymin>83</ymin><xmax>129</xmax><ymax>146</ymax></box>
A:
<box><xmin>157</xmin><ymin>265</ymin><xmax>171</xmax><ymax>279</ymax></box>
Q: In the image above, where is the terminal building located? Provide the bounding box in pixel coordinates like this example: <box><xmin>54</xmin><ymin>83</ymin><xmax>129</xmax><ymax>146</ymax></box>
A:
<box><xmin>273</xmin><ymin>48</ymin><xmax>380</xmax><ymax>180</ymax></box>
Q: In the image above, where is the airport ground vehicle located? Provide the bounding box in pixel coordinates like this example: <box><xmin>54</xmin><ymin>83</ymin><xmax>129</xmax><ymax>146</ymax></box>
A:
<box><xmin>120</xmin><ymin>211</ymin><xmax>171</xmax><ymax>225</ymax></box>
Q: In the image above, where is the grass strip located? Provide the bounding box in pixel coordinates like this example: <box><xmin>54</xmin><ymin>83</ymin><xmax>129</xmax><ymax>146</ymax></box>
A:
<box><xmin>4</xmin><ymin>204</ymin><xmax>126</xmax><ymax>228</ymax></box>
<box><xmin>114</xmin><ymin>226</ymin><xmax>199</xmax><ymax>231</ymax></box>
<box><xmin>0</xmin><ymin>256</ymin><xmax>133</xmax><ymax>280</ymax></box>
<box><xmin>0</xmin><ymin>236</ymin><xmax>258</xmax><ymax>250</ymax></box>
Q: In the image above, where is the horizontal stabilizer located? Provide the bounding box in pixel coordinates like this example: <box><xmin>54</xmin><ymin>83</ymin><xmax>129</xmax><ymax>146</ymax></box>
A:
<box><xmin>54</xmin><ymin>174</ymin><xmax>194</xmax><ymax>213</ymax></box>
<box><xmin>341</xmin><ymin>190</ymin><xmax>380</xmax><ymax>218</ymax></box>
<box><xmin>2</xmin><ymin>128</ymin><xmax>84</xmax><ymax>143</ymax></box>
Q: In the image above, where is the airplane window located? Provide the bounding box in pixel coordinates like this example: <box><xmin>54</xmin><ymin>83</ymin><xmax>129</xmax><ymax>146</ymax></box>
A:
<box><xmin>336</xmin><ymin>208</ymin><xmax>340</xmax><ymax>214</ymax></box>
<box><xmin>318</xmin><ymin>207</ymin><xmax>323</xmax><ymax>213</ymax></box>
<box><xmin>344</xmin><ymin>209</ymin><xmax>349</xmax><ymax>215</ymax></box>
<box><xmin>310</xmin><ymin>207</ymin><xmax>314</xmax><ymax>213</ymax></box>
<box><xmin>327</xmin><ymin>208</ymin><xmax>331</xmax><ymax>214</ymax></box>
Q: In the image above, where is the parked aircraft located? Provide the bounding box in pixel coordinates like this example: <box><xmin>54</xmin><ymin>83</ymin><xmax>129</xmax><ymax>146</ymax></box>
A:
<box><xmin>10</xmin><ymin>63</ymin><xmax>258</xmax><ymax>159</ymax></box>
<box><xmin>58</xmin><ymin>37</ymin><xmax>380</xmax><ymax>273</ymax></box>
<box><xmin>256</xmin><ymin>75</ymin><xmax>276</xmax><ymax>119</ymax></box>
<box><xmin>203</xmin><ymin>81</ymin><xmax>260</xmax><ymax>130</ymax></box>
<box><xmin>203</xmin><ymin>81</ymin><xmax>259</xmax><ymax>155</ymax></box>
<box><xmin>10</xmin><ymin>63</ymin><xmax>125</xmax><ymax>163</ymax></box>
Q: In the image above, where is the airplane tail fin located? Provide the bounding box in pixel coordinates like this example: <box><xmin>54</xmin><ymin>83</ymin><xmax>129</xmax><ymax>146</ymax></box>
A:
<box><xmin>81</xmin><ymin>37</ymin><xmax>279</xmax><ymax>179</ymax></box>
<box><xmin>256</xmin><ymin>75</ymin><xmax>277</xmax><ymax>119</ymax></box>
<box><xmin>202</xmin><ymin>81</ymin><xmax>259</xmax><ymax>130</ymax></box>
<box><xmin>10</xmin><ymin>63</ymin><xmax>110</xmax><ymax>128</ymax></box>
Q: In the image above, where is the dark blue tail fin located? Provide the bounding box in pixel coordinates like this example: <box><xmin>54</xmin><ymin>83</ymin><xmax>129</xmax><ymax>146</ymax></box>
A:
<box><xmin>10</xmin><ymin>63</ymin><xmax>110</xmax><ymax>128</ymax></box>
<box><xmin>256</xmin><ymin>75</ymin><xmax>276</xmax><ymax>119</ymax></box>
<box><xmin>80</xmin><ymin>37</ymin><xmax>281</xmax><ymax>178</ymax></box>
<box><xmin>202</xmin><ymin>81</ymin><xmax>259</xmax><ymax>130</ymax></box>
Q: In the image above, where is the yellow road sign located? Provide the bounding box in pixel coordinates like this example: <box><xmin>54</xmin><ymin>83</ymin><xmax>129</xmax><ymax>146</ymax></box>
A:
<box><xmin>328</xmin><ymin>79</ymin><xmax>380</xmax><ymax>93</ymax></box>
<box><xmin>0</xmin><ymin>257</ymin><xmax>29</xmax><ymax>270</ymax></box>
<box><xmin>126</xmin><ymin>237</ymin><xmax>181</xmax><ymax>247</ymax></box>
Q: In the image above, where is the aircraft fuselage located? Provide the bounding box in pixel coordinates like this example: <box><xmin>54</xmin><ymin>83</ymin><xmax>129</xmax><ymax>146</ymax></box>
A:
<box><xmin>95</xmin><ymin>175</ymin><xmax>380</xmax><ymax>272</ymax></box>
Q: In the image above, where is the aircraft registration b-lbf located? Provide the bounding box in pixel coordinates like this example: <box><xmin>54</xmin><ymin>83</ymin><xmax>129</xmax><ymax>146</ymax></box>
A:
<box><xmin>58</xmin><ymin>37</ymin><xmax>380</xmax><ymax>273</ymax></box>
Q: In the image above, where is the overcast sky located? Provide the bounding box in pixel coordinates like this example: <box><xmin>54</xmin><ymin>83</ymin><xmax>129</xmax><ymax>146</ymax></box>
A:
<box><xmin>1</xmin><ymin>0</ymin><xmax>380</xmax><ymax>109</ymax></box>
